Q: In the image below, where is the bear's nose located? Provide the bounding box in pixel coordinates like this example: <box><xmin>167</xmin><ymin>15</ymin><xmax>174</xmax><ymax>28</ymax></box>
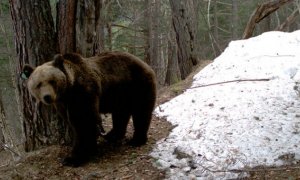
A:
<box><xmin>43</xmin><ymin>95</ymin><xmax>53</xmax><ymax>104</ymax></box>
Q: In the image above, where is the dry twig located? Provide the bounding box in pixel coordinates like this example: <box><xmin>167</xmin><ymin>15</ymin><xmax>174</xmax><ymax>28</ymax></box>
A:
<box><xmin>189</xmin><ymin>78</ymin><xmax>271</xmax><ymax>89</ymax></box>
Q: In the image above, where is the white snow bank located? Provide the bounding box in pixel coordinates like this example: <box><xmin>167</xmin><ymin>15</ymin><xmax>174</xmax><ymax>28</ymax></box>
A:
<box><xmin>151</xmin><ymin>31</ymin><xmax>300</xmax><ymax>179</ymax></box>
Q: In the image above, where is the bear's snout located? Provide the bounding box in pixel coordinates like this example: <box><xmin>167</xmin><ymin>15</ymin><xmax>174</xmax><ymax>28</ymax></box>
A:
<box><xmin>43</xmin><ymin>94</ymin><xmax>53</xmax><ymax>104</ymax></box>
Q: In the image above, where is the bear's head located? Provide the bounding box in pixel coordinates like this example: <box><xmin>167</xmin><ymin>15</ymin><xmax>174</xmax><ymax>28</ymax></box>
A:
<box><xmin>21</xmin><ymin>55</ymin><xmax>69</xmax><ymax>105</ymax></box>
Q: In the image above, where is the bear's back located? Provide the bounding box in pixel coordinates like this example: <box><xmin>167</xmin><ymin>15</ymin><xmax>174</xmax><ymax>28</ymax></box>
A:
<box><xmin>85</xmin><ymin>51</ymin><xmax>156</xmax><ymax>113</ymax></box>
<box><xmin>87</xmin><ymin>51</ymin><xmax>155</xmax><ymax>82</ymax></box>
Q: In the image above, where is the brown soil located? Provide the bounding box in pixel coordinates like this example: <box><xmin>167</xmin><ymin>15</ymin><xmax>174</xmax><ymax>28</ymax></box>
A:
<box><xmin>0</xmin><ymin>116</ymin><xmax>171</xmax><ymax>180</ymax></box>
<box><xmin>1</xmin><ymin>60</ymin><xmax>300</xmax><ymax>179</ymax></box>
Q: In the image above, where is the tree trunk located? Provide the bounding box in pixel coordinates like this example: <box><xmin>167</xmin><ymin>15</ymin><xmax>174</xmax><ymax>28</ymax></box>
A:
<box><xmin>165</xmin><ymin>29</ymin><xmax>180</xmax><ymax>85</ymax></box>
<box><xmin>211</xmin><ymin>0</ymin><xmax>222</xmax><ymax>56</ymax></box>
<box><xmin>107</xmin><ymin>22</ymin><xmax>113</xmax><ymax>51</ymax></box>
<box><xmin>151</xmin><ymin>0</ymin><xmax>163</xmax><ymax>85</ymax></box>
<box><xmin>144</xmin><ymin>0</ymin><xmax>153</xmax><ymax>65</ymax></box>
<box><xmin>169</xmin><ymin>0</ymin><xmax>199</xmax><ymax>79</ymax></box>
<box><xmin>242</xmin><ymin>0</ymin><xmax>293</xmax><ymax>39</ymax></box>
<box><xmin>57</xmin><ymin>0</ymin><xmax>78</xmax><ymax>53</ymax></box>
<box><xmin>76</xmin><ymin>0</ymin><xmax>105</xmax><ymax>56</ymax></box>
<box><xmin>94</xmin><ymin>0</ymin><xmax>106</xmax><ymax>54</ymax></box>
<box><xmin>9</xmin><ymin>0</ymin><xmax>70</xmax><ymax>151</ymax></box>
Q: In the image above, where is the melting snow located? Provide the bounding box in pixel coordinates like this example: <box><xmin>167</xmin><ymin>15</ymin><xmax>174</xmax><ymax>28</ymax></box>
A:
<box><xmin>151</xmin><ymin>30</ymin><xmax>300</xmax><ymax>179</ymax></box>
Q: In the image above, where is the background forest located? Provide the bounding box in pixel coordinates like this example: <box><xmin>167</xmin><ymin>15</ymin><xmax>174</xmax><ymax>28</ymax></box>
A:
<box><xmin>0</xmin><ymin>0</ymin><xmax>300</xmax><ymax>170</ymax></box>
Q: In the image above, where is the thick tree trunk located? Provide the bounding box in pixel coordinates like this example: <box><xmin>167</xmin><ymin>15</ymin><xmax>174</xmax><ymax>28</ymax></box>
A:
<box><xmin>243</xmin><ymin>0</ymin><xmax>293</xmax><ymax>39</ymax></box>
<box><xmin>57</xmin><ymin>0</ymin><xmax>78</xmax><ymax>53</ymax></box>
<box><xmin>94</xmin><ymin>0</ymin><xmax>106</xmax><ymax>54</ymax></box>
<box><xmin>9</xmin><ymin>0</ymin><xmax>70</xmax><ymax>151</ymax></box>
<box><xmin>76</xmin><ymin>0</ymin><xmax>95</xmax><ymax>56</ymax></box>
<box><xmin>165</xmin><ymin>30</ymin><xmax>180</xmax><ymax>85</ymax></box>
<box><xmin>169</xmin><ymin>0</ymin><xmax>199</xmax><ymax>79</ymax></box>
<box><xmin>76</xmin><ymin>0</ymin><xmax>105</xmax><ymax>56</ymax></box>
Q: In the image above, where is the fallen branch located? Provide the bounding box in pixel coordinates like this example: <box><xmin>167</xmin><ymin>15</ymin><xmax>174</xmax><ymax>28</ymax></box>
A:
<box><xmin>227</xmin><ymin>165</ymin><xmax>300</xmax><ymax>173</ymax></box>
<box><xmin>189</xmin><ymin>78</ymin><xmax>271</xmax><ymax>89</ymax></box>
<box><xmin>196</xmin><ymin>162</ymin><xmax>300</xmax><ymax>174</ymax></box>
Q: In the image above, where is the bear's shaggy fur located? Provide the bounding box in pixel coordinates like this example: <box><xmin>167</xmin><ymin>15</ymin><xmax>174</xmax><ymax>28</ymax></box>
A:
<box><xmin>22</xmin><ymin>51</ymin><xmax>156</xmax><ymax>166</ymax></box>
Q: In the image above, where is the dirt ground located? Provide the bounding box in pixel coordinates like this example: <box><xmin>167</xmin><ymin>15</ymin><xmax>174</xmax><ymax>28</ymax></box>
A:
<box><xmin>1</xmin><ymin>60</ymin><xmax>300</xmax><ymax>179</ymax></box>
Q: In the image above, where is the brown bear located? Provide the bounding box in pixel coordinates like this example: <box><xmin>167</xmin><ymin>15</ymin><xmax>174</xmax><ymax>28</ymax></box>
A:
<box><xmin>21</xmin><ymin>51</ymin><xmax>157</xmax><ymax>166</ymax></box>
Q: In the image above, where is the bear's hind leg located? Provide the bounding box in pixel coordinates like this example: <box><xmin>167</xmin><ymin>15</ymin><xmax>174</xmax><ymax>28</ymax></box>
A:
<box><xmin>104</xmin><ymin>112</ymin><xmax>130</xmax><ymax>142</ymax></box>
<box><xmin>130</xmin><ymin>109</ymin><xmax>153</xmax><ymax>146</ymax></box>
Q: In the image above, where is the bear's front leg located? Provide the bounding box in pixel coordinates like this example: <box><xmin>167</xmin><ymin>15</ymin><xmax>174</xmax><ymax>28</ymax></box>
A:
<box><xmin>62</xmin><ymin>104</ymin><xmax>98</xmax><ymax>167</ymax></box>
<box><xmin>62</xmin><ymin>127</ymin><xmax>98</xmax><ymax>167</ymax></box>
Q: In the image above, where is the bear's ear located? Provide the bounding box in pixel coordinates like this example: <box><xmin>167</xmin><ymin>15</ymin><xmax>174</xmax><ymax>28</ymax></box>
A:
<box><xmin>21</xmin><ymin>64</ymin><xmax>35</xmax><ymax>80</ymax></box>
<box><xmin>53</xmin><ymin>54</ymin><xmax>64</xmax><ymax>68</ymax></box>
<box><xmin>63</xmin><ymin>53</ymin><xmax>82</xmax><ymax>64</ymax></box>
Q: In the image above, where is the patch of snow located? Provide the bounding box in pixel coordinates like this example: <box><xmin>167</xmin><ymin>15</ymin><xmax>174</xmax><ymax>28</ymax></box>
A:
<box><xmin>151</xmin><ymin>30</ymin><xmax>300</xmax><ymax>179</ymax></box>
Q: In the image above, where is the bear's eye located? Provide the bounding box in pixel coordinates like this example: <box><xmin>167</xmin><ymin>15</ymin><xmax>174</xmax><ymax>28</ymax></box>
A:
<box><xmin>36</xmin><ymin>82</ymin><xmax>42</xmax><ymax>89</ymax></box>
<box><xmin>49</xmin><ymin>80</ymin><xmax>56</xmax><ymax>86</ymax></box>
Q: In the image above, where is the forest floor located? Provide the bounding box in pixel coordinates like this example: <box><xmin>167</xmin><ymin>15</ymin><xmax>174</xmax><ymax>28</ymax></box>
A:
<box><xmin>1</xmin><ymin>59</ymin><xmax>300</xmax><ymax>179</ymax></box>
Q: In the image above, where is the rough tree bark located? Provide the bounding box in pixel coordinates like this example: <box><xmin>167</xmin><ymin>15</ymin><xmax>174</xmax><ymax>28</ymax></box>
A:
<box><xmin>143</xmin><ymin>0</ymin><xmax>166</xmax><ymax>86</ymax></box>
<box><xmin>169</xmin><ymin>0</ymin><xmax>199</xmax><ymax>79</ymax></box>
<box><xmin>94</xmin><ymin>0</ymin><xmax>106</xmax><ymax>54</ymax></box>
<box><xmin>9</xmin><ymin>0</ymin><xmax>70</xmax><ymax>151</ymax></box>
<box><xmin>144</xmin><ymin>0</ymin><xmax>153</xmax><ymax>65</ymax></box>
<box><xmin>165</xmin><ymin>29</ymin><xmax>180</xmax><ymax>85</ymax></box>
<box><xmin>76</xmin><ymin>0</ymin><xmax>106</xmax><ymax>56</ymax></box>
<box><xmin>151</xmin><ymin>0</ymin><xmax>164</xmax><ymax>85</ymax></box>
<box><xmin>57</xmin><ymin>0</ymin><xmax>78</xmax><ymax>53</ymax></box>
<box><xmin>243</xmin><ymin>0</ymin><xmax>293</xmax><ymax>39</ymax></box>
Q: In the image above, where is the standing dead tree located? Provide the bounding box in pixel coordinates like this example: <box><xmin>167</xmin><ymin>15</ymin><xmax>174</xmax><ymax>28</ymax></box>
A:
<box><xmin>243</xmin><ymin>0</ymin><xmax>293</xmax><ymax>39</ymax></box>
